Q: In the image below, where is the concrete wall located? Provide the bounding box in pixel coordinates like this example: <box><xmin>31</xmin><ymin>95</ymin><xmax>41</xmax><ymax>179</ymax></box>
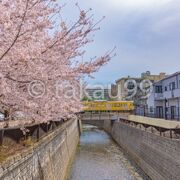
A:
<box><xmin>0</xmin><ymin>119</ymin><xmax>80</xmax><ymax>180</ymax></box>
<box><xmin>103</xmin><ymin>120</ymin><xmax>180</xmax><ymax>180</ymax></box>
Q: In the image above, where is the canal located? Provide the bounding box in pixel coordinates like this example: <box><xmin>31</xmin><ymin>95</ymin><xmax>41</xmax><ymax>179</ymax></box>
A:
<box><xmin>68</xmin><ymin>125</ymin><xmax>147</xmax><ymax>180</ymax></box>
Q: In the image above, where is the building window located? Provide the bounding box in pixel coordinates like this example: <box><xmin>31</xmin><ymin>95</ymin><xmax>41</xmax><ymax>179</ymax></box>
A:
<box><xmin>155</xmin><ymin>86</ymin><xmax>162</xmax><ymax>93</ymax></box>
<box><xmin>169</xmin><ymin>82</ymin><xmax>176</xmax><ymax>90</ymax></box>
<box><xmin>150</xmin><ymin>107</ymin><xmax>154</xmax><ymax>113</ymax></box>
<box><xmin>172</xmin><ymin>82</ymin><xmax>175</xmax><ymax>90</ymax></box>
<box><xmin>165</xmin><ymin>86</ymin><xmax>167</xmax><ymax>91</ymax></box>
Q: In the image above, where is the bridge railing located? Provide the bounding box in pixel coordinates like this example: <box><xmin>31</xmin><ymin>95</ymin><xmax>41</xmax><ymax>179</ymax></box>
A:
<box><xmin>80</xmin><ymin>112</ymin><xmax>118</xmax><ymax>121</ymax></box>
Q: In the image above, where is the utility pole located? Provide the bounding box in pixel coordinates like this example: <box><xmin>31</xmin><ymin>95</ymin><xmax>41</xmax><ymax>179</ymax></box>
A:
<box><xmin>165</xmin><ymin>98</ymin><xmax>168</xmax><ymax>120</ymax></box>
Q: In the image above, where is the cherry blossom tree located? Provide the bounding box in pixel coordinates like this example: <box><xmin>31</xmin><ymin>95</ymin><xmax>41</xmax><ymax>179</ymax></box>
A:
<box><xmin>0</xmin><ymin>0</ymin><xmax>113</xmax><ymax>124</ymax></box>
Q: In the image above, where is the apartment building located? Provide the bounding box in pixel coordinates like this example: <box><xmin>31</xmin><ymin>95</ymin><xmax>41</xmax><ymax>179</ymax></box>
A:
<box><xmin>147</xmin><ymin>72</ymin><xmax>180</xmax><ymax>120</ymax></box>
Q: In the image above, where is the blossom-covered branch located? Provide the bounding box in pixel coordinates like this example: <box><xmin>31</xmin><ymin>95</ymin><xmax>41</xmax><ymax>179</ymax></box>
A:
<box><xmin>0</xmin><ymin>0</ymin><xmax>113</xmax><ymax>124</ymax></box>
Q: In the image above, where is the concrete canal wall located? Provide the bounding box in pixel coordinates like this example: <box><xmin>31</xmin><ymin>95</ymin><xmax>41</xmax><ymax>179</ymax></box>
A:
<box><xmin>103</xmin><ymin>120</ymin><xmax>180</xmax><ymax>180</ymax></box>
<box><xmin>0</xmin><ymin>119</ymin><xmax>80</xmax><ymax>180</ymax></box>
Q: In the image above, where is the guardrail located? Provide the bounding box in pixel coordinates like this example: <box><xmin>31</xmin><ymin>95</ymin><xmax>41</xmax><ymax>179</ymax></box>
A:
<box><xmin>0</xmin><ymin>119</ymin><xmax>67</xmax><ymax>146</ymax></box>
<box><xmin>135</xmin><ymin>107</ymin><xmax>180</xmax><ymax>121</ymax></box>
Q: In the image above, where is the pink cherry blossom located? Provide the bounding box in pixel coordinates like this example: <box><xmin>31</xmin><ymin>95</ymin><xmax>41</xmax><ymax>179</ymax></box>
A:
<box><xmin>0</xmin><ymin>0</ymin><xmax>113</xmax><ymax>125</ymax></box>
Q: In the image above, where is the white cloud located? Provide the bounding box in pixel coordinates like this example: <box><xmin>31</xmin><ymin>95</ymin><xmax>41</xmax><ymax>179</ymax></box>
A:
<box><xmin>60</xmin><ymin>0</ymin><xmax>180</xmax><ymax>84</ymax></box>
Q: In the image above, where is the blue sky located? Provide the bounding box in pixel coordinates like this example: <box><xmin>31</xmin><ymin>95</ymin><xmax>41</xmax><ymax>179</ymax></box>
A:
<box><xmin>60</xmin><ymin>0</ymin><xmax>180</xmax><ymax>85</ymax></box>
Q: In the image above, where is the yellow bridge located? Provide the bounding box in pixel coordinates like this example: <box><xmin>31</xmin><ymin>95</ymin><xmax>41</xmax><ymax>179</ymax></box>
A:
<box><xmin>82</xmin><ymin>101</ymin><xmax>134</xmax><ymax>112</ymax></box>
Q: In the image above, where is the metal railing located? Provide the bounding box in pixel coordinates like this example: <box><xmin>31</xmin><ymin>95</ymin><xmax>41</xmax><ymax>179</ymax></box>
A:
<box><xmin>135</xmin><ymin>107</ymin><xmax>180</xmax><ymax>121</ymax></box>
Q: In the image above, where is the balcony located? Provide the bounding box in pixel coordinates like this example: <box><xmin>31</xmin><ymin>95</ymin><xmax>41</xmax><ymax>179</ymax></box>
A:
<box><xmin>163</xmin><ymin>89</ymin><xmax>180</xmax><ymax>99</ymax></box>
<box><xmin>173</xmin><ymin>89</ymin><xmax>180</xmax><ymax>98</ymax></box>
<box><xmin>155</xmin><ymin>93</ymin><xmax>164</xmax><ymax>100</ymax></box>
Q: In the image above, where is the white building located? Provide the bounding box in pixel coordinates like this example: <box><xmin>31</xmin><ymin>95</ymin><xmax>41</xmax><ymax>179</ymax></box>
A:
<box><xmin>147</xmin><ymin>72</ymin><xmax>180</xmax><ymax>120</ymax></box>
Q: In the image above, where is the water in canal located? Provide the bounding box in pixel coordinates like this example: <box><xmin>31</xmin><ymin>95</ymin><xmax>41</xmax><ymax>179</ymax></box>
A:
<box><xmin>68</xmin><ymin>125</ymin><xmax>146</xmax><ymax>180</ymax></box>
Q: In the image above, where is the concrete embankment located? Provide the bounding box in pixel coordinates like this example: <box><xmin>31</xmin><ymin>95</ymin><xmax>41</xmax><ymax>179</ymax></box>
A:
<box><xmin>103</xmin><ymin>119</ymin><xmax>180</xmax><ymax>180</ymax></box>
<box><xmin>0</xmin><ymin>119</ymin><xmax>80</xmax><ymax>180</ymax></box>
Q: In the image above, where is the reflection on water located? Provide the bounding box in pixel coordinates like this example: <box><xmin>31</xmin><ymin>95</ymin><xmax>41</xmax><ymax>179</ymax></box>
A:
<box><xmin>68</xmin><ymin>125</ymin><xmax>145</xmax><ymax>180</ymax></box>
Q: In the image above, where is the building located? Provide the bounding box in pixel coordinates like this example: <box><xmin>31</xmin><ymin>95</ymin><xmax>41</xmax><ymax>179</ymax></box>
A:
<box><xmin>147</xmin><ymin>72</ymin><xmax>180</xmax><ymax>120</ymax></box>
<box><xmin>83</xmin><ymin>88</ymin><xmax>110</xmax><ymax>101</ymax></box>
<box><xmin>111</xmin><ymin>71</ymin><xmax>167</xmax><ymax>106</ymax></box>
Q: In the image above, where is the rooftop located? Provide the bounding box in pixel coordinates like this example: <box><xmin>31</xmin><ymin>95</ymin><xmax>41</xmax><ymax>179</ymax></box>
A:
<box><xmin>154</xmin><ymin>71</ymin><xmax>180</xmax><ymax>85</ymax></box>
